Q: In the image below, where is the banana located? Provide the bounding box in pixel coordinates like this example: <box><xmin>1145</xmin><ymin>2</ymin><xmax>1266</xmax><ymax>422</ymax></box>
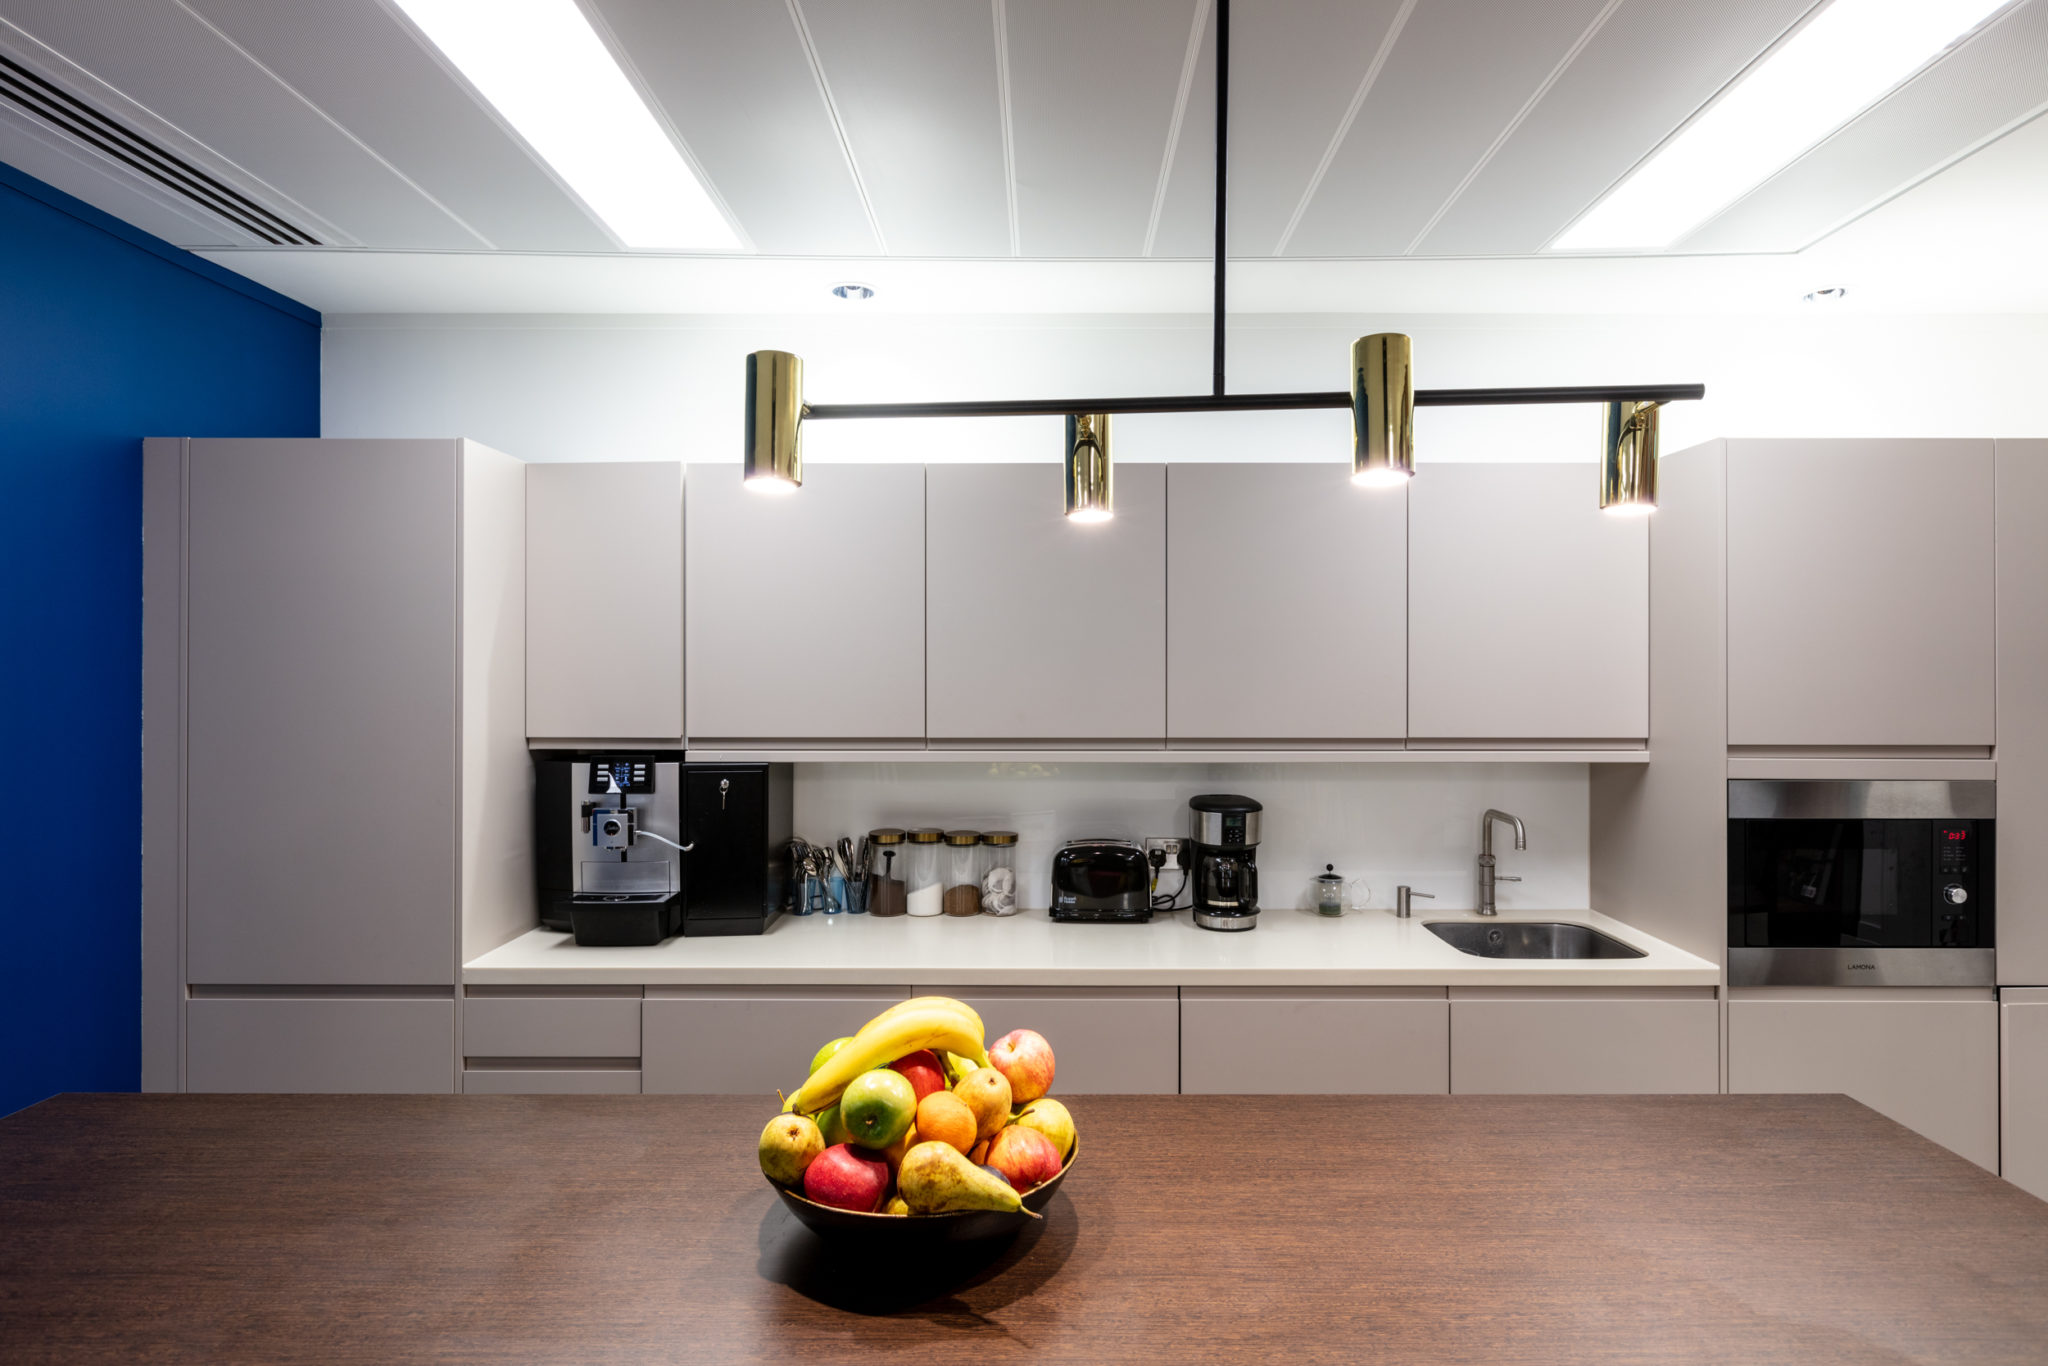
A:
<box><xmin>783</xmin><ymin>998</ymin><xmax>988</xmax><ymax>1116</ymax></box>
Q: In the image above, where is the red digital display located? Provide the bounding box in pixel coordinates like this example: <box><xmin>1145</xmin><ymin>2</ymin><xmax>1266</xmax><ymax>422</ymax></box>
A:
<box><xmin>1945</xmin><ymin>829</ymin><xmax>1967</xmax><ymax>841</ymax></box>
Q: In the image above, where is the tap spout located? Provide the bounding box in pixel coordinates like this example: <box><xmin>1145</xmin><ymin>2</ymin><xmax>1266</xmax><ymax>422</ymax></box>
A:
<box><xmin>1481</xmin><ymin>809</ymin><xmax>1526</xmax><ymax>856</ymax></box>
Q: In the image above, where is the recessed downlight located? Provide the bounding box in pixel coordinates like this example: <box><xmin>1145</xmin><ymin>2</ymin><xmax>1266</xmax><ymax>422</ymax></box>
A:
<box><xmin>831</xmin><ymin>282</ymin><xmax>875</xmax><ymax>300</ymax></box>
<box><xmin>1803</xmin><ymin>286</ymin><xmax>1850</xmax><ymax>304</ymax></box>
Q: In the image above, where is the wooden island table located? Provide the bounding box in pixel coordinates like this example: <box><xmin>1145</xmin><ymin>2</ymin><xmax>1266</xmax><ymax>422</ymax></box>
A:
<box><xmin>2</xmin><ymin>1093</ymin><xmax>2045</xmax><ymax>1364</ymax></box>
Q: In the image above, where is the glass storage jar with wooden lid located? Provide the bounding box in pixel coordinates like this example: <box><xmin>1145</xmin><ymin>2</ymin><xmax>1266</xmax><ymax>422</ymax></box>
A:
<box><xmin>904</xmin><ymin>828</ymin><xmax>944</xmax><ymax>917</ymax></box>
<box><xmin>943</xmin><ymin>830</ymin><xmax>984</xmax><ymax>917</ymax></box>
<box><xmin>980</xmin><ymin>831</ymin><xmax>1019</xmax><ymax>915</ymax></box>
<box><xmin>867</xmin><ymin>827</ymin><xmax>906</xmax><ymax>918</ymax></box>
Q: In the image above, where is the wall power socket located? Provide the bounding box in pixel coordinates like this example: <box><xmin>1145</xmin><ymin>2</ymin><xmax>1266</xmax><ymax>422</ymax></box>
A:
<box><xmin>1143</xmin><ymin>837</ymin><xmax>1185</xmax><ymax>867</ymax></box>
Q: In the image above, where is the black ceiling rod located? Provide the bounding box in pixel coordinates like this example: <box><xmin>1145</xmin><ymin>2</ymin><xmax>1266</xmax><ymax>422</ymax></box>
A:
<box><xmin>1212</xmin><ymin>0</ymin><xmax>1229</xmax><ymax>398</ymax></box>
<box><xmin>803</xmin><ymin>383</ymin><xmax>1707</xmax><ymax>421</ymax></box>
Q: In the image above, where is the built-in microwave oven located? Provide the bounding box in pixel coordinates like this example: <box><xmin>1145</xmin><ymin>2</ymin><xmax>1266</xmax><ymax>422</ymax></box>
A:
<box><xmin>1727</xmin><ymin>780</ymin><xmax>1994</xmax><ymax>987</ymax></box>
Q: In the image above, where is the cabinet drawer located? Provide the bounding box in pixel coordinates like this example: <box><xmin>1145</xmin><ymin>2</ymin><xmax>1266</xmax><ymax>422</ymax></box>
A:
<box><xmin>1729</xmin><ymin>994</ymin><xmax>1998</xmax><ymax>1171</ymax></box>
<box><xmin>915</xmin><ymin>986</ymin><xmax>1179</xmax><ymax>1094</ymax></box>
<box><xmin>1449</xmin><ymin>990</ymin><xmax>1718</xmax><ymax>1095</ymax></box>
<box><xmin>464</xmin><ymin>993</ymin><xmax>642</xmax><ymax>1059</ymax></box>
<box><xmin>642</xmin><ymin>987</ymin><xmax>909</xmax><ymax>1094</ymax></box>
<box><xmin>188</xmin><ymin>996</ymin><xmax>454</xmax><ymax>1093</ymax></box>
<box><xmin>462</xmin><ymin>1068</ymin><xmax>642</xmax><ymax>1094</ymax></box>
<box><xmin>1181</xmin><ymin>988</ymin><xmax>1448</xmax><ymax>1094</ymax></box>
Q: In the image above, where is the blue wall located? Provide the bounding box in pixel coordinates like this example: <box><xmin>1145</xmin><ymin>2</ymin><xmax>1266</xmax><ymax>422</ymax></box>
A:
<box><xmin>0</xmin><ymin>164</ymin><xmax>319</xmax><ymax>1116</ymax></box>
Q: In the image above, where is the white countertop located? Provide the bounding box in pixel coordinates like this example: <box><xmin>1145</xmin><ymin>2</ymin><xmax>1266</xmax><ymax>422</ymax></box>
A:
<box><xmin>463</xmin><ymin>906</ymin><xmax>1718</xmax><ymax>987</ymax></box>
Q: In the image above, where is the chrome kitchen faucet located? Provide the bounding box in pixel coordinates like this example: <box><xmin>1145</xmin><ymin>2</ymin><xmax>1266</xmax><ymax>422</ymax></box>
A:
<box><xmin>1477</xmin><ymin>809</ymin><xmax>1526</xmax><ymax>916</ymax></box>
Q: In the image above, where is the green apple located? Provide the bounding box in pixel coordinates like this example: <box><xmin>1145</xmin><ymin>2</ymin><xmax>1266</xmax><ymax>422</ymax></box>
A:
<box><xmin>809</xmin><ymin>1036</ymin><xmax>853</xmax><ymax>1076</ymax></box>
<box><xmin>815</xmin><ymin>1103</ymin><xmax>852</xmax><ymax>1148</ymax></box>
<box><xmin>840</xmin><ymin>1069</ymin><xmax>917</xmax><ymax>1149</ymax></box>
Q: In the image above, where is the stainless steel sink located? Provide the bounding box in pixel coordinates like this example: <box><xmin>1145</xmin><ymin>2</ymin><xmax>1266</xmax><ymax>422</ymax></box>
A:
<box><xmin>1425</xmin><ymin>921</ymin><xmax>1646</xmax><ymax>960</ymax></box>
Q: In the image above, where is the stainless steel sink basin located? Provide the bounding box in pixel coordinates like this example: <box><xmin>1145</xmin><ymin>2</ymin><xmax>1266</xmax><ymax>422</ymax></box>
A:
<box><xmin>1425</xmin><ymin>921</ymin><xmax>1646</xmax><ymax>960</ymax></box>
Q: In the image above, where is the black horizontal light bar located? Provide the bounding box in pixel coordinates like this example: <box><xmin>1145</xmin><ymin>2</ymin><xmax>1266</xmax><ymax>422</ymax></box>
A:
<box><xmin>803</xmin><ymin>383</ymin><xmax>1704</xmax><ymax>421</ymax></box>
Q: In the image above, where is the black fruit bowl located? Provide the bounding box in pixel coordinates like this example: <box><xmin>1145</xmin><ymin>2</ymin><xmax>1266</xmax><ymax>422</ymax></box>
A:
<box><xmin>771</xmin><ymin>1141</ymin><xmax>1076</xmax><ymax>1245</ymax></box>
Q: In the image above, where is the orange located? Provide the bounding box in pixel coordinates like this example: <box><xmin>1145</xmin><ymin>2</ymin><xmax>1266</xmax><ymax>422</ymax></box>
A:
<box><xmin>915</xmin><ymin>1091</ymin><xmax>978</xmax><ymax>1155</ymax></box>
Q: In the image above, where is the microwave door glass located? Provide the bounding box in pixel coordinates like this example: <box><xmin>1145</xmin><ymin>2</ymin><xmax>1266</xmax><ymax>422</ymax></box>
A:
<box><xmin>1733</xmin><ymin>820</ymin><xmax>1933</xmax><ymax>949</ymax></box>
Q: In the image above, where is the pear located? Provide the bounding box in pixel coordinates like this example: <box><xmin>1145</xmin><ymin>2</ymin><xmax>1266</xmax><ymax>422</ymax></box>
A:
<box><xmin>897</xmin><ymin>1140</ymin><xmax>1030</xmax><ymax>1215</ymax></box>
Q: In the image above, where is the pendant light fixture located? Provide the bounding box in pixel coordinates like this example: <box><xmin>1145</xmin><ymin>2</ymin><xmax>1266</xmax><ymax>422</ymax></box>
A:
<box><xmin>1599</xmin><ymin>400</ymin><xmax>1661</xmax><ymax>515</ymax></box>
<box><xmin>743</xmin><ymin>350</ymin><xmax>803</xmax><ymax>493</ymax></box>
<box><xmin>1064</xmin><ymin>413</ymin><xmax>1113</xmax><ymax>522</ymax></box>
<box><xmin>1350</xmin><ymin>333</ymin><xmax>1414</xmax><ymax>488</ymax></box>
<box><xmin>740</xmin><ymin>0</ymin><xmax>1704</xmax><ymax>513</ymax></box>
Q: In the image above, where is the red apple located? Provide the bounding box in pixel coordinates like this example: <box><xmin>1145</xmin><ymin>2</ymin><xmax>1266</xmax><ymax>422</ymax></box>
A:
<box><xmin>802</xmin><ymin>1144</ymin><xmax>889</xmax><ymax>1213</ymax></box>
<box><xmin>890</xmin><ymin>1050</ymin><xmax>947</xmax><ymax>1103</ymax></box>
<box><xmin>986</xmin><ymin>1124</ymin><xmax>1063</xmax><ymax>1192</ymax></box>
<box><xmin>988</xmin><ymin>1029</ymin><xmax>1056</xmax><ymax>1104</ymax></box>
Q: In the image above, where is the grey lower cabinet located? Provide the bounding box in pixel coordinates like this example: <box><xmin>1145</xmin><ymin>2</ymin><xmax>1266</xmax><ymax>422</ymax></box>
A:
<box><xmin>914</xmin><ymin>986</ymin><xmax>1179</xmax><ymax>1094</ymax></box>
<box><xmin>1165</xmin><ymin>465</ymin><xmax>1406</xmax><ymax>743</ymax></box>
<box><xmin>1727</xmin><ymin>991</ymin><xmax>2000</xmax><ymax>1171</ymax></box>
<box><xmin>186</xmin><ymin>996</ymin><xmax>455</xmax><ymax>1093</ymax></box>
<box><xmin>461</xmin><ymin>988</ymin><xmax>645</xmax><ymax>1094</ymax></box>
<box><xmin>1407</xmin><ymin>464</ymin><xmax>1648</xmax><ymax>742</ymax></box>
<box><xmin>1725</xmin><ymin>438</ymin><xmax>1995</xmax><ymax>746</ymax></box>
<box><xmin>1449</xmin><ymin>988</ymin><xmax>1719</xmax><ymax>1094</ymax></box>
<box><xmin>685</xmin><ymin>464</ymin><xmax>925</xmax><ymax>744</ymax></box>
<box><xmin>1996</xmin><ymin>441</ymin><xmax>2048</xmax><ymax>985</ymax></box>
<box><xmin>2004</xmin><ymin>990</ymin><xmax>2048</xmax><ymax>1201</ymax></box>
<box><xmin>526</xmin><ymin>462</ymin><xmax>682</xmax><ymax>744</ymax></box>
<box><xmin>925</xmin><ymin>464</ymin><xmax>1166</xmax><ymax>743</ymax></box>
<box><xmin>1180</xmin><ymin>988</ymin><xmax>1448</xmax><ymax>1093</ymax></box>
<box><xmin>641</xmin><ymin>986</ymin><xmax>910</xmax><ymax>1094</ymax></box>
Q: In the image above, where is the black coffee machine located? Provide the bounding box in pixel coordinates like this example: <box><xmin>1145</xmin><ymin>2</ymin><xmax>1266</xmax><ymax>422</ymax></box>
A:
<box><xmin>1189</xmin><ymin>793</ymin><xmax>1262</xmax><ymax>931</ymax></box>
<box><xmin>533</xmin><ymin>753</ymin><xmax>792</xmax><ymax>945</ymax></box>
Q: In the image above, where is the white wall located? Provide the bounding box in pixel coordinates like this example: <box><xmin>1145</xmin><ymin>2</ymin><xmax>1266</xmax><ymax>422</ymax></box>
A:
<box><xmin>321</xmin><ymin>310</ymin><xmax>2048</xmax><ymax>466</ymax></box>
<box><xmin>792</xmin><ymin>761</ymin><xmax>1588</xmax><ymax>915</ymax></box>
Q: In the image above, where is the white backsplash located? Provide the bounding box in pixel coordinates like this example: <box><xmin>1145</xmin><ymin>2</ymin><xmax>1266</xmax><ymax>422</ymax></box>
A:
<box><xmin>792</xmin><ymin>762</ymin><xmax>1588</xmax><ymax>913</ymax></box>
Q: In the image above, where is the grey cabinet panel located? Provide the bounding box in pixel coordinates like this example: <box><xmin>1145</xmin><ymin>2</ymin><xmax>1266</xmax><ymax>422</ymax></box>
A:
<box><xmin>926</xmin><ymin>464</ymin><xmax>1166</xmax><ymax>742</ymax></box>
<box><xmin>915</xmin><ymin>986</ymin><xmax>1179</xmax><ymax>1094</ymax></box>
<box><xmin>1727</xmin><ymin>439</ymin><xmax>1994</xmax><ymax>746</ymax></box>
<box><xmin>2004</xmin><ymin>993</ymin><xmax>2048</xmax><ymax>1201</ymax></box>
<box><xmin>1167</xmin><ymin>465</ymin><xmax>1406</xmax><ymax>741</ymax></box>
<box><xmin>187</xmin><ymin>997</ymin><xmax>454</xmax><ymax>1093</ymax></box>
<box><xmin>462</xmin><ymin>1069</ymin><xmax>641</xmax><ymax>1094</ymax></box>
<box><xmin>185</xmin><ymin>439</ymin><xmax>458</xmax><ymax>985</ymax></box>
<box><xmin>686</xmin><ymin>464</ymin><xmax>924</xmax><ymax>742</ymax></box>
<box><xmin>1408</xmin><ymin>464</ymin><xmax>1648</xmax><ymax>740</ymax></box>
<box><xmin>527</xmin><ymin>462</ymin><xmax>682</xmax><ymax>741</ymax></box>
<box><xmin>1449</xmin><ymin>991</ymin><xmax>1718</xmax><ymax>1094</ymax></box>
<box><xmin>463</xmin><ymin>995</ymin><xmax>642</xmax><ymax>1059</ymax></box>
<box><xmin>1729</xmin><ymin>995</ymin><xmax>1999</xmax><ymax>1171</ymax></box>
<box><xmin>642</xmin><ymin>986</ymin><xmax>909</xmax><ymax>1094</ymax></box>
<box><xmin>1996</xmin><ymin>441</ymin><xmax>2048</xmax><ymax>983</ymax></box>
<box><xmin>1180</xmin><ymin>988</ymin><xmax>1447</xmax><ymax>1093</ymax></box>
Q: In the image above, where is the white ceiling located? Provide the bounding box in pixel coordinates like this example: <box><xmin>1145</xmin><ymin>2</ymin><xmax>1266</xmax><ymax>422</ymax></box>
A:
<box><xmin>2</xmin><ymin>0</ymin><xmax>2045</xmax><ymax>310</ymax></box>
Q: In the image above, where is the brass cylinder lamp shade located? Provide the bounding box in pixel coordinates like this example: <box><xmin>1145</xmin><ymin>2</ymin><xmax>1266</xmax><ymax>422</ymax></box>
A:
<box><xmin>1350</xmin><ymin>333</ymin><xmax>1415</xmax><ymax>488</ymax></box>
<box><xmin>1599</xmin><ymin>399</ymin><xmax>1661</xmax><ymax>515</ymax></box>
<box><xmin>1065</xmin><ymin>412</ymin><xmax>1113</xmax><ymax>522</ymax></box>
<box><xmin>744</xmin><ymin>350</ymin><xmax>804</xmax><ymax>493</ymax></box>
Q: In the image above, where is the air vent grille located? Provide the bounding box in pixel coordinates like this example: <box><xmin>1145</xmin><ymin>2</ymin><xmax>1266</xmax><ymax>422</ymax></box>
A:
<box><xmin>0</xmin><ymin>54</ymin><xmax>318</xmax><ymax>245</ymax></box>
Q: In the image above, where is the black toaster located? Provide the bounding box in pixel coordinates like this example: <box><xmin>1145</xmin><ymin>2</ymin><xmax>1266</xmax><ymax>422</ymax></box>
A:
<box><xmin>1049</xmin><ymin>839</ymin><xmax>1153</xmax><ymax>922</ymax></box>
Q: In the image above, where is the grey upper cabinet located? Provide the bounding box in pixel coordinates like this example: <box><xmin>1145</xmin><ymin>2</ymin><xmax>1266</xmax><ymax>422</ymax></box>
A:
<box><xmin>526</xmin><ymin>462</ymin><xmax>682</xmax><ymax>743</ymax></box>
<box><xmin>927</xmin><ymin>463</ymin><xmax>1166</xmax><ymax>743</ymax></box>
<box><xmin>1726</xmin><ymin>439</ymin><xmax>1995</xmax><ymax>747</ymax></box>
<box><xmin>1167</xmin><ymin>464</ymin><xmax>1406</xmax><ymax>743</ymax></box>
<box><xmin>185</xmin><ymin>439</ymin><xmax>465</xmax><ymax>985</ymax></box>
<box><xmin>1995</xmin><ymin>441</ymin><xmax>2047</xmax><ymax>984</ymax></box>
<box><xmin>1408</xmin><ymin>464</ymin><xmax>1649</xmax><ymax>742</ymax></box>
<box><xmin>686</xmin><ymin>464</ymin><xmax>924</xmax><ymax>743</ymax></box>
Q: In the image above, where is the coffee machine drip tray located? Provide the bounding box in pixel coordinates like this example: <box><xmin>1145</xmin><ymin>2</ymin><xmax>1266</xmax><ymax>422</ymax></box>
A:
<box><xmin>1193</xmin><ymin>909</ymin><xmax>1259</xmax><ymax>932</ymax></box>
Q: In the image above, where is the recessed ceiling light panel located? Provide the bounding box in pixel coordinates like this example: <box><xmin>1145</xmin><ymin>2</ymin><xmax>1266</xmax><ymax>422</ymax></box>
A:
<box><xmin>1553</xmin><ymin>0</ymin><xmax>2012</xmax><ymax>252</ymax></box>
<box><xmin>393</xmin><ymin>0</ymin><xmax>740</xmax><ymax>251</ymax></box>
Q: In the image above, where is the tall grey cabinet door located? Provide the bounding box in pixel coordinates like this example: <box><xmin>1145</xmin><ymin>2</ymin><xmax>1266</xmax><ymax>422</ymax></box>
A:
<box><xmin>1995</xmin><ymin>441</ymin><xmax>2048</xmax><ymax>984</ymax></box>
<box><xmin>185</xmin><ymin>439</ymin><xmax>457</xmax><ymax>985</ymax></box>
<box><xmin>1408</xmin><ymin>464</ymin><xmax>1648</xmax><ymax>741</ymax></box>
<box><xmin>927</xmin><ymin>463</ymin><xmax>1166</xmax><ymax>742</ymax></box>
<box><xmin>2003</xmin><ymin>991</ymin><xmax>2048</xmax><ymax>1202</ymax></box>
<box><xmin>1727</xmin><ymin>439</ymin><xmax>1994</xmax><ymax>746</ymax></box>
<box><xmin>686</xmin><ymin>464</ymin><xmax>924</xmax><ymax>743</ymax></box>
<box><xmin>526</xmin><ymin>462</ymin><xmax>682</xmax><ymax>743</ymax></box>
<box><xmin>1167</xmin><ymin>464</ymin><xmax>1405</xmax><ymax>742</ymax></box>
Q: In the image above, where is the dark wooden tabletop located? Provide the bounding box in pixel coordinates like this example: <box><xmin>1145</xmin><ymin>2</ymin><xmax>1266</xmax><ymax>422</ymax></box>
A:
<box><xmin>2</xmin><ymin>1093</ymin><xmax>2045</xmax><ymax>1364</ymax></box>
